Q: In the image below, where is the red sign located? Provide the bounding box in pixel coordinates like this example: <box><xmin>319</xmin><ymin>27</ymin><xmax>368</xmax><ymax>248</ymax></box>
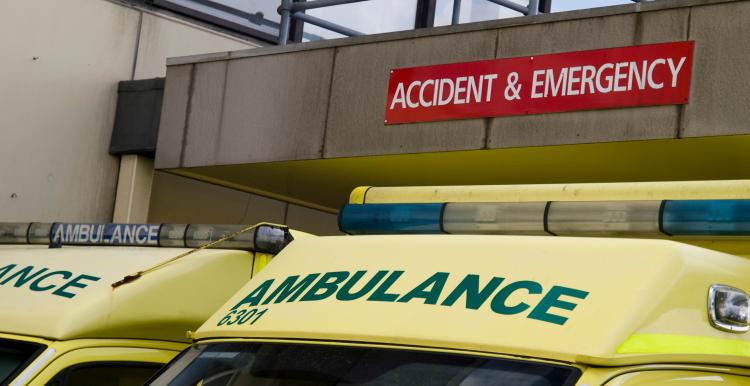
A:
<box><xmin>384</xmin><ymin>41</ymin><xmax>694</xmax><ymax>124</ymax></box>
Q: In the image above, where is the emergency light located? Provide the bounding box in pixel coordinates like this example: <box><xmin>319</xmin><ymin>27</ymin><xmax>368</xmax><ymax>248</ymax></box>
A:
<box><xmin>339</xmin><ymin>199</ymin><xmax>750</xmax><ymax>237</ymax></box>
<box><xmin>0</xmin><ymin>222</ymin><xmax>293</xmax><ymax>254</ymax></box>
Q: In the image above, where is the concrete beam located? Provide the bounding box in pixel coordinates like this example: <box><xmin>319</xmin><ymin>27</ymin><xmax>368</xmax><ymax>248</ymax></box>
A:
<box><xmin>155</xmin><ymin>0</ymin><xmax>750</xmax><ymax>171</ymax></box>
<box><xmin>489</xmin><ymin>9</ymin><xmax>689</xmax><ymax>148</ymax></box>
<box><xmin>183</xmin><ymin>61</ymin><xmax>227</xmax><ymax>166</ymax></box>
<box><xmin>682</xmin><ymin>1</ymin><xmax>750</xmax><ymax>137</ymax></box>
<box><xmin>216</xmin><ymin>49</ymin><xmax>335</xmax><ymax>164</ymax></box>
<box><xmin>155</xmin><ymin>64</ymin><xmax>192</xmax><ymax>169</ymax></box>
<box><xmin>325</xmin><ymin>30</ymin><xmax>497</xmax><ymax>158</ymax></box>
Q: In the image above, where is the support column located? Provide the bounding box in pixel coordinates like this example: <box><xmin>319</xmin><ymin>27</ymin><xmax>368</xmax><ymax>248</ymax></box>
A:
<box><xmin>113</xmin><ymin>154</ymin><xmax>154</xmax><ymax>223</ymax></box>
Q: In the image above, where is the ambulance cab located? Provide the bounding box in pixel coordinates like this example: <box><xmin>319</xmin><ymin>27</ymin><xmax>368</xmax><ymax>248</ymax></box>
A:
<box><xmin>149</xmin><ymin>181</ymin><xmax>750</xmax><ymax>385</ymax></box>
<box><xmin>0</xmin><ymin>222</ymin><xmax>295</xmax><ymax>385</ymax></box>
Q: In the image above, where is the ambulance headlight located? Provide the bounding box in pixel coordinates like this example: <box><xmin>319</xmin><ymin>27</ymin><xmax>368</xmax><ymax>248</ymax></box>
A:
<box><xmin>709</xmin><ymin>284</ymin><xmax>750</xmax><ymax>333</ymax></box>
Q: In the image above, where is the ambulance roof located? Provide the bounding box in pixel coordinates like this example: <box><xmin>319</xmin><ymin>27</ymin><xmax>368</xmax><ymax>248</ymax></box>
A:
<box><xmin>195</xmin><ymin>235</ymin><xmax>750</xmax><ymax>367</ymax></box>
<box><xmin>0</xmin><ymin>245</ymin><xmax>258</xmax><ymax>342</ymax></box>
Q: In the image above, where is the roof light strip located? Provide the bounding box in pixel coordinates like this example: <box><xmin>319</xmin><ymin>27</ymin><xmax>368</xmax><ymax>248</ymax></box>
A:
<box><xmin>0</xmin><ymin>222</ymin><xmax>293</xmax><ymax>254</ymax></box>
<box><xmin>338</xmin><ymin>199</ymin><xmax>750</xmax><ymax>237</ymax></box>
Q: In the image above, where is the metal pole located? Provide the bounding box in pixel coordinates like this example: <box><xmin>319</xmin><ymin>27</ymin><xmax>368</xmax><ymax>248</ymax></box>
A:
<box><xmin>292</xmin><ymin>0</ymin><xmax>369</xmax><ymax>12</ymax></box>
<box><xmin>452</xmin><ymin>0</ymin><xmax>462</xmax><ymax>25</ymax></box>
<box><xmin>527</xmin><ymin>0</ymin><xmax>539</xmax><ymax>15</ymax></box>
<box><xmin>278</xmin><ymin>0</ymin><xmax>293</xmax><ymax>45</ymax></box>
<box><xmin>292</xmin><ymin>12</ymin><xmax>364</xmax><ymax>36</ymax></box>
<box><xmin>484</xmin><ymin>0</ymin><xmax>529</xmax><ymax>15</ymax></box>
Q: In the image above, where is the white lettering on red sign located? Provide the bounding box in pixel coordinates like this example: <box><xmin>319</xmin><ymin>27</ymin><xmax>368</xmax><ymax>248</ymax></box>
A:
<box><xmin>384</xmin><ymin>41</ymin><xmax>694</xmax><ymax>124</ymax></box>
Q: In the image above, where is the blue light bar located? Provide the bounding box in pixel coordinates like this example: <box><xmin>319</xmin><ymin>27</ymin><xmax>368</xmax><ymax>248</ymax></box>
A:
<box><xmin>339</xmin><ymin>200</ymin><xmax>750</xmax><ymax>237</ymax></box>
<box><xmin>339</xmin><ymin>203</ymin><xmax>443</xmax><ymax>235</ymax></box>
<box><xmin>662</xmin><ymin>200</ymin><xmax>750</xmax><ymax>236</ymax></box>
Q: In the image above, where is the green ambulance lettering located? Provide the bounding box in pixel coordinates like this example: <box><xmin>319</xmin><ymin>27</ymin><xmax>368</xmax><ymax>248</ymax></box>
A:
<box><xmin>397</xmin><ymin>272</ymin><xmax>449</xmax><ymax>304</ymax></box>
<box><xmin>367</xmin><ymin>271</ymin><xmax>404</xmax><ymax>302</ymax></box>
<box><xmin>441</xmin><ymin>275</ymin><xmax>504</xmax><ymax>309</ymax></box>
<box><xmin>262</xmin><ymin>273</ymin><xmax>320</xmax><ymax>304</ymax></box>
<box><xmin>30</xmin><ymin>271</ymin><xmax>73</xmax><ymax>291</ymax></box>
<box><xmin>231</xmin><ymin>279</ymin><xmax>274</xmax><ymax>309</ymax></box>
<box><xmin>0</xmin><ymin>264</ymin><xmax>16</xmax><ymax>281</ymax></box>
<box><xmin>0</xmin><ymin>265</ymin><xmax>49</xmax><ymax>287</ymax></box>
<box><xmin>528</xmin><ymin>285</ymin><xmax>589</xmax><ymax>325</ymax></box>
<box><xmin>0</xmin><ymin>264</ymin><xmax>101</xmax><ymax>298</ymax></box>
<box><xmin>300</xmin><ymin>271</ymin><xmax>350</xmax><ymax>301</ymax></box>
<box><xmin>230</xmin><ymin>270</ymin><xmax>588</xmax><ymax>326</ymax></box>
<box><xmin>51</xmin><ymin>274</ymin><xmax>100</xmax><ymax>298</ymax></box>
<box><xmin>491</xmin><ymin>280</ymin><xmax>543</xmax><ymax>315</ymax></box>
<box><xmin>336</xmin><ymin>270</ymin><xmax>388</xmax><ymax>301</ymax></box>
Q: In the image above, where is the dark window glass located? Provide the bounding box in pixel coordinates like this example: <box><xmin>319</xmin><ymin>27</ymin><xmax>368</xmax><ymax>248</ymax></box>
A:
<box><xmin>149</xmin><ymin>343</ymin><xmax>580</xmax><ymax>386</ymax></box>
<box><xmin>0</xmin><ymin>338</ymin><xmax>45</xmax><ymax>385</ymax></box>
<box><xmin>46</xmin><ymin>363</ymin><xmax>162</xmax><ymax>386</ymax></box>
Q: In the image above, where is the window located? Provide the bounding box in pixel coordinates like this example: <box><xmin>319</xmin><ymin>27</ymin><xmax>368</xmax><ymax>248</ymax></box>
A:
<box><xmin>152</xmin><ymin>0</ymin><xmax>282</xmax><ymax>42</ymax></box>
<box><xmin>302</xmin><ymin>0</ymin><xmax>418</xmax><ymax>41</ymax></box>
<box><xmin>434</xmin><ymin>0</ymin><xmax>527</xmax><ymax>26</ymax></box>
<box><xmin>0</xmin><ymin>338</ymin><xmax>46</xmax><ymax>385</ymax></box>
<box><xmin>45</xmin><ymin>363</ymin><xmax>162</xmax><ymax>386</ymax></box>
<box><xmin>149</xmin><ymin>342</ymin><xmax>581</xmax><ymax>386</ymax></box>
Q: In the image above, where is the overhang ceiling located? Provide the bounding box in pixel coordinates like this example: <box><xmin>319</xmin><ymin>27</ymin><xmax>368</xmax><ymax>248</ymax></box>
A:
<box><xmin>165</xmin><ymin>135</ymin><xmax>750</xmax><ymax>213</ymax></box>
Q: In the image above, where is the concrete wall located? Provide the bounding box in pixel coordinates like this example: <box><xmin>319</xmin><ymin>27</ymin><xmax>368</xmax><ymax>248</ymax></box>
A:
<box><xmin>0</xmin><ymin>0</ymin><xmax>258</xmax><ymax>222</ymax></box>
<box><xmin>157</xmin><ymin>0</ymin><xmax>750</xmax><ymax>169</ymax></box>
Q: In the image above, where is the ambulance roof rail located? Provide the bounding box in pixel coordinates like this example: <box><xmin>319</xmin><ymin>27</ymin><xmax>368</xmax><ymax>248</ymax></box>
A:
<box><xmin>0</xmin><ymin>222</ymin><xmax>293</xmax><ymax>254</ymax></box>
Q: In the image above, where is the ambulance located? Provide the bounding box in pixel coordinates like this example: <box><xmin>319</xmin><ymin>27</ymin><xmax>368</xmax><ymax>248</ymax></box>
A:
<box><xmin>149</xmin><ymin>180</ymin><xmax>750</xmax><ymax>385</ymax></box>
<box><xmin>0</xmin><ymin>222</ymin><xmax>296</xmax><ymax>385</ymax></box>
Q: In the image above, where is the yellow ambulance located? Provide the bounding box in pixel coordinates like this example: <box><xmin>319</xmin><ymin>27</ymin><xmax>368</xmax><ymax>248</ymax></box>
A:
<box><xmin>0</xmin><ymin>222</ymin><xmax>294</xmax><ymax>385</ymax></box>
<box><xmin>149</xmin><ymin>181</ymin><xmax>750</xmax><ymax>385</ymax></box>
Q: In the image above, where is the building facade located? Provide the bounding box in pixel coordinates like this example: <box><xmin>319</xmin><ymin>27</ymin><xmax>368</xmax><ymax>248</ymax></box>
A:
<box><xmin>0</xmin><ymin>0</ymin><xmax>259</xmax><ymax>223</ymax></box>
<box><xmin>153</xmin><ymin>0</ymin><xmax>750</xmax><ymax>235</ymax></box>
<box><xmin>4</xmin><ymin>0</ymin><xmax>749</xmax><ymax>237</ymax></box>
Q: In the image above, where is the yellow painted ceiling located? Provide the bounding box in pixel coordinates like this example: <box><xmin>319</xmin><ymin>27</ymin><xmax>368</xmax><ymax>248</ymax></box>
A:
<box><xmin>168</xmin><ymin>135</ymin><xmax>750</xmax><ymax>213</ymax></box>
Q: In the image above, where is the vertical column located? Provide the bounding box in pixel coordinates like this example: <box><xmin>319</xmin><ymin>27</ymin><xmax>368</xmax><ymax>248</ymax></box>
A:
<box><xmin>113</xmin><ymin>155</ymin><xmax>154</xmax><ymax>223</ymax></box>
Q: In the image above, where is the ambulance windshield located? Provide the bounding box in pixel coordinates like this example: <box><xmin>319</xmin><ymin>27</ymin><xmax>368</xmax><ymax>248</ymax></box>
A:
<box><xmin>148</xmin><ymin>342</ymin><xmax>580</xmax><ymax>386</ymax></box>
<box><xmin>0</xmin><ymin>339</ymin><xmax>45</xmax><ymax>383</ymax></box>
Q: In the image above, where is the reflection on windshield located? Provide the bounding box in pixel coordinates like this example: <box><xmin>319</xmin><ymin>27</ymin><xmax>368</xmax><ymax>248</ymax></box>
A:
<box><xmin>149</xmin><ymin>343</ymin><xmax>580</xmax><ymax>386</ymax></box>
<box><xmin>0</xmin><ymin>338</ymin><xmax>46</xmax><ymax>384</ymax></box>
